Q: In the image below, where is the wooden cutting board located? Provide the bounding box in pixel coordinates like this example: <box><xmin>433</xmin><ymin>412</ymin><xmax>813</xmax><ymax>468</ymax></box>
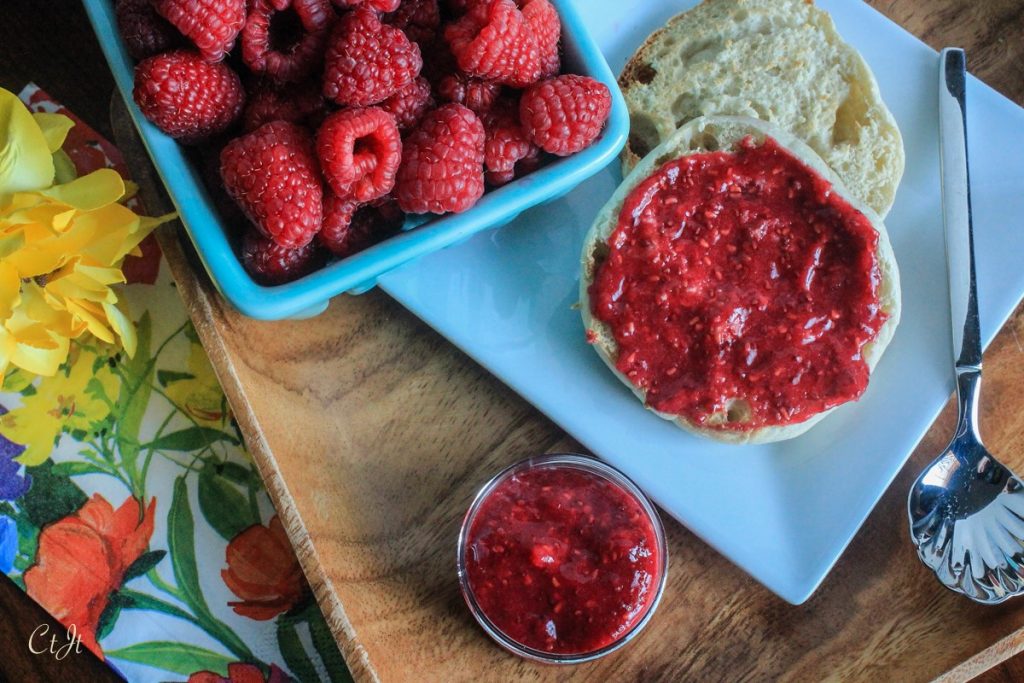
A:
<box><xmin>111</xmin><ymin>1</ymin><xmax>1024</xmax><ymax>680</ymax></box>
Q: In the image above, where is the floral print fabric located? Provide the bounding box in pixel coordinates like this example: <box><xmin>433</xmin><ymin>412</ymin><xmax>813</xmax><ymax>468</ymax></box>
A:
<box><xmin>0</xmin><ymin>86</ymin><xmax>349</xmax><ymax>682</ymax></box>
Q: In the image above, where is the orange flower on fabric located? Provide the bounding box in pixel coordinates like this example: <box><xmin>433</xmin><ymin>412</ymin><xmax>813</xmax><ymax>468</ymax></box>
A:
<box><xmin>222</xmin><ymin>515</ymin><xmax>308</xmax><ymax>620</ymax></box>
<box><xmin>24</xmin><ymin>493</ymin><xmax>156</xmax><ymax>657</ymax></box>
<box><xmin>189</xmin><ymin>662</ymin><xmax>290</xmax><ymax>683</ymax></box>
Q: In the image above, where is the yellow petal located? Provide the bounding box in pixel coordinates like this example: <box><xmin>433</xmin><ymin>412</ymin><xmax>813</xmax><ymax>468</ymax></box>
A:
<box><xmin>9</xmin><ymin>328</ymin><xmax>68</xmax><ymax>377</ymax></box>
<box><xmin>63</xmin><ymin>298</ymin><xmax>114</xmax><ymax>343</ymax></box>
<box><xmin>0</xmin><ymin>261</ymin><xmax>19</xmax><ymax>319</ymax></box>
<box><xmin>0</xmin><ymin>88</ymin><xmax>54</xmax><ymax>197</ymax></box>
<box><xmin>52</xmin><ymin>149</ymin><xmax>77</xmax><ymax>184</ymax></box>
<box><xmin>0</xmin><ymin>231</ymin><xmax>25</xmax><ymax>259</ymax></box>
<box><xmin>103</xmin><ymin>300</ymin><xmax>137</xmax><ymax>357</ymax></box>
<box><xmin>32</xmin><ymin>113</ymin><xmax>74</xmax><ymax>154</ymax></box>
<box><xmin>38</xmin><ymin>168</ymin><xmax>124</xmax><ymax>210</ymax></box>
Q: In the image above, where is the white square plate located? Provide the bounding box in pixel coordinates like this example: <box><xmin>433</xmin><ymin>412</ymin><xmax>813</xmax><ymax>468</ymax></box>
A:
<box><xmin>378</xmin><ymin>0</ymin><xmax>1024</xmax><ymax>603</ymax></box>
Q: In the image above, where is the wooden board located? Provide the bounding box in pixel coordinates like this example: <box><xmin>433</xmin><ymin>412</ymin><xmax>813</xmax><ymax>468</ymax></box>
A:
<box><xmin>111</xmin><ymin>1</ymin><xmax>1024</xmax><ymax>680</ymax></box>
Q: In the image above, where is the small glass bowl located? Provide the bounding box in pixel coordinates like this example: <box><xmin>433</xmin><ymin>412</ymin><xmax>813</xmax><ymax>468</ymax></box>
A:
<box><xmin>457</xmin><ymin>453</ymin><xmax>668</xmax><ymax>664</ymax></box>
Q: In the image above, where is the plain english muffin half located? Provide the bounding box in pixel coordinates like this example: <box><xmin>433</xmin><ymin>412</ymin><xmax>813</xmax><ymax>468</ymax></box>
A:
<box><xmin>619</xmin><ymin>0</ymin><xmax>904</xmax><ymax>217</ymax></box>
<box><xmin>580</xmin><ymin>116</ymin><xmax>901</xmax><ymax>444</ymax></box>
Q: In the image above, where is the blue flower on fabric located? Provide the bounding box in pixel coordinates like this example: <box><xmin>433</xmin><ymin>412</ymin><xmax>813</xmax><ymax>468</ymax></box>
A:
<box><xmin>0</xmin><ymin>516</ymin><xmax>16</xmax><ymax>573</ymax></box>
<box><xmin>0</xmin><ymin>405</ymin><xmax>31</xmax><ymax>500</ymax></box>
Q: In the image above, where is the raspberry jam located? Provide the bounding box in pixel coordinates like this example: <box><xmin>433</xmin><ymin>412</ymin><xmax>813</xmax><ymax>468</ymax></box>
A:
<box><xmin>589</xmin><ymin>137</ymin><xmax>887</xmax><ymax>430</ymax></box>
<box><xmin>459</xmin><ymin>455</ymin><xmax>666</xmax><ymax>662</ymax></box>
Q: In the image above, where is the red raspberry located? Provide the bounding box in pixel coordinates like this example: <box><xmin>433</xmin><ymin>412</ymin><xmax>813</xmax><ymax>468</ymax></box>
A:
<box><xmin>116</xmin><ymin>0</ymin><xmax>182</xmax><ymax>60</ymax></box>
<box><xmin>384</xmin><ymin>0</ymin><xmax>440</xmax><ymax>47</ymax></box>
<box><xmin>241</xmin><ymin>231</ymin><xmax>323</xmax><ymax>284</ymax></box>
<box><xmin>319</xmin><ymin>194</ymin><xmax>404</xmax><ymax>257</ymax></box>
<box><xmin>482</xmin><ymin>96</ymin><xmax>540</xmax><ymax>186</ymax></box>
<box><xmin>520</xmin><ymin>0</ymin><xmax>560</xmax><ymax>78</ymax></box>
<box><xmin>241</xmin><ymin>0</ymin><xmax>334</xmax><ymax>84</ymax></box>
<box><xmin>322</xmin><ymin>9</ymin><xmax>423</xmax><ymax>107</ymax></box>
<box><xmin>133</xmin><ymin>50</ymin><xmax>245</xmax><ymax>143</ymax></box>
<box><xmin>435</xmin><ymin>72</ymin><xmax>500</xmax><ymax>115</ymax></box>
<box><xmin>242</xmin><ymin>79</ymin><xmax>327</xmax><ymax>132</ymax></box>
<box><xmin>317</xmin><ymin>107</ymin><xmax>402</xmax><ymax>203</ymax></box>
<box><xmin>318</xmin><ymin>192</ymin><xmax>360</xmax><ymax>256</ymax></box>
<box><xmin>152</xmin><ymin>0</ymin><xmax>246</xmax><ymax>63</ymax></box>
<box><xmin>444</xmin><ymin>0</ymin><xmax>541</xmax><ymax>87</ymax></box>
<box><xmin>220</xmin><ymin>121</ymin><xmax>323</xmax><ymax>248</ymax></box>
<box><xmin>395</xmin><ymin>103</ymin><xmax>485</xmax><ymax>214</ymax></box>
<box><xmin>380</xmin><ymin>77</ymin><xmax>434</xmax><ymax>131</ymax></box>
<box><xmin>330</xmin><ymin>0</ymin><xmax>401</xmax><ymax>10</ymax></box>
<box><xmin>520</xmin><ymin>75</ymin><xmax>611</xmax><ymax>156</ymax></box>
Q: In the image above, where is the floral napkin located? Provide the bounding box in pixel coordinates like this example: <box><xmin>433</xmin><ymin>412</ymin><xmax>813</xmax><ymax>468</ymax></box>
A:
<box><xmin>0</xmin><ymin>85</ymin><xmax>349</xmax><ymax>683</ymax></box>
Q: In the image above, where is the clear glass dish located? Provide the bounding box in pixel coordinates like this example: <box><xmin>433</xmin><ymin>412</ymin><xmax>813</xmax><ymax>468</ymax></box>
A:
<box><xmin>457</xmin><ymin>453</ymin><xmax>668</xmax><ymax>664</ymax></box>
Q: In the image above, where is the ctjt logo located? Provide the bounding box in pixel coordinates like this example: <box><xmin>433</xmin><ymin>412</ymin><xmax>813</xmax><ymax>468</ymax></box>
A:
<box><xmin>28</xmin><ymin>623</ymin><xmax>84</xmax><ymax>660</ymax></box>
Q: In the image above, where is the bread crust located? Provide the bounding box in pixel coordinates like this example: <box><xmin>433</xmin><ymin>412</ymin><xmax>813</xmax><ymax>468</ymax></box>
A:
<box><xmin>580</xmin><ymin>115</ymin><xmax>901</xmax><ymax>445</ymax></box>
<box><xmin>618</xmin><ymin>0</ymin><xmax>904</xmax><ymax>218</ymax></box>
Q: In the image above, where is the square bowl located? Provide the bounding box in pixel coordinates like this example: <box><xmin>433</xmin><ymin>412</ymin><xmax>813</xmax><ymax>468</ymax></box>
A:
<box><xmin>82</xmin><ymin>0</ymin><xmax>629</xmax><ymax>320</ymax></box>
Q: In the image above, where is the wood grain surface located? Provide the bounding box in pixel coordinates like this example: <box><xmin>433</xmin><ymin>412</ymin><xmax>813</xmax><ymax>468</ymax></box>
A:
<box><xmin>107</xmin><ymin>1</ymin><xmax>1024</xmax><ymax>682</ymax></box>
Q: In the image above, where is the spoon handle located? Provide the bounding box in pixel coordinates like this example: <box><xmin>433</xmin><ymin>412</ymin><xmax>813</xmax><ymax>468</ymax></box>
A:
<box><xmin>939</xmin><ymin>48</ymin><xmax>982</xmax><ymax>372</ymax></box>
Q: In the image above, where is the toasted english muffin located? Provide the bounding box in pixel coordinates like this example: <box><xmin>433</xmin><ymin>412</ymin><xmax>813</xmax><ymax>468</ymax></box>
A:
<box><xmin>619</xmin><ymin>0</ymin><xmax>904</xmax><ymax>217</ymax></box>
<box><xmin>581</xmin><ymin>116</ymin><xmax>901</xmax><ymax>444</ymax></box>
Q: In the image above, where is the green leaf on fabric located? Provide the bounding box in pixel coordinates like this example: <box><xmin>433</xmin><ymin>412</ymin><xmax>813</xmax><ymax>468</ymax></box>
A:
<box><xmin>217</xmin><ymin>461</ymin><xmax>257</xmax><ymax>487</ymax></box>
<box><xmin>302</xmin><ymin>602</ymin><xmax>353</xmax><ymax>683</ymax></box>
<box><xmin>118</xmin><ymin>589</ymin><xmax>195</xmax><ymax>623</ymax></box>
<box><xmin>106</xmin><ymin>641</ymin><xmax>234</xmax><ymax>677</ymax></box>
<box><xmin>198</xmin><ymin>466</ymin><xmax>257</xmax><ymax>541</ymax></box>
<box><xmin>157</xmin><ymin>369</ymin><xmax>195</xmax><ymax>387</ymax></box>
<box><xmin>115</xmin><ymin>312</ymin><xmax>153</xmax><ymax>480</ymax></box>
<box><xmin>123</xmin><ymin>549</ymin><xmax>167</xmax><ymax>582</ymax></box>
<box><xmin>277</xmin><ymin>617</ymin><xmax>320</xmax><ymax>683</ymax></box>
<box><xmin>20</xmin><ymin>461</ymin><xmax>88</xmax><ymax>529</ymax></box>
<box><xmin>142</xmin><ymin>426</ymin><xmax>239</xmax><ymax>452</ymax></box>
<box><xmin>50</xmin><ymin>461</ymin><xmax>109</xmax><ymax>478</ymax></box>
<box><xmin>168</xmin><ymin>476</ymin><xmax>206</xmax><ymax>614</ymax></box>
<box><xmin>167</xmin><ymin>477</ymin><xmax>255</xmax><ymax>663</ymax></box>
<box><xmin>97</xmin><ymin>591</ymin><xmax>134</xmax><ymax>641</ymax></box>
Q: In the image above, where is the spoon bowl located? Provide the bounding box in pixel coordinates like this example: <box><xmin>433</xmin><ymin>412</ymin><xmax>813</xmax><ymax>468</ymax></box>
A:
<box><xmin>909</xmin><ymin>428</ymin><xmax>1024</xmax><ymax>603</ymax></box>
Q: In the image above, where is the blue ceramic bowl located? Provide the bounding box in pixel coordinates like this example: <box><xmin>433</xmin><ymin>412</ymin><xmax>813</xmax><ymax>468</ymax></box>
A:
<box><xmin>83</xmin><ymin>0</ymin><xmax>629</xmax><ymax>319</ymax></box>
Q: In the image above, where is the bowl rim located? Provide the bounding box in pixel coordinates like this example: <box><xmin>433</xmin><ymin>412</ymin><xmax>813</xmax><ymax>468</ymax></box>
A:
<box><xmin>456</xmin><ymin>453</ymin><xmax>669</xmax><ymax>664</ymax></box>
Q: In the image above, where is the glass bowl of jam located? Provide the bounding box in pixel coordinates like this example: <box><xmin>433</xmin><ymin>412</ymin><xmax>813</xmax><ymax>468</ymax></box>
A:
<box><xmin>457</xmin><ymin>453</ymin><xmax>667</xmax><ymax>664</ymax></box>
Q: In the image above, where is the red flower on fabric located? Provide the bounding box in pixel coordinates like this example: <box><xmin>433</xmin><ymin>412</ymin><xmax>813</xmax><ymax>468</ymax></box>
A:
<box><xmin>24</xmin><ymin>494</ymin><xmax>156</xmax><ymax>658</ymax></box>
<box><xmin>189</xmin><ymin>662</ymin><xmax>290</xmax><ymax>683</ymax></box>
<box><xmin>222</xmin><ymin>515</ymin><xmax>308</xmax><ymax>620</ymax></box>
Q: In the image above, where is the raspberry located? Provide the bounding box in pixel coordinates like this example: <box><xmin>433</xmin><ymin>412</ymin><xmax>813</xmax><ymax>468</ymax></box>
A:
<box><xmin>330</xmin><ymin>0</ymin><xmax>401</xmax><ymax>10</ymax></box>
<box><xmin>241</xmin><ymin>0</ymin><xmax>334</xmax><ymax>84</ymax></box>
<box><xmin>519</xmin><ymin>0</ymin><xmax>560</xmax><ymax>78</ymax></box>
<box><xmin>316</xmin><ymin>107</ymin><xmax>402</xmax><ymax>203</ymax></box>
<box><xmin>322</xmin><ymin>9</ymin><xmax>423</xmax><ymax>107</ymax></box>
<box><xmin>395</xmin><ymin>103</ymin><xmax>485</xmax><ymax>214</ymax></box>
<box><xmin>436</xmin><ymin>72</ymin><xmax>500</xmax><ymax>115</ymax></box>
<box><xmin>318</xmin><ymin>192</ymin><xmax>360</xmax><ymax>256</ymax></box>
<box><xmin>520</xmin><ymin>75</ymin><xmax>611</xmax><ymax>156</ymax></box>
<box><xmin>444</xmin><ymin>0</ymin><xmax>541</xmax><ymax>87</ymax></box>
<box><xmin>384</xmin><ymin>0</ymin><xmax>440</xmax><ymax>47</ymax></box>
<box><xmin>241</xmin><ymin>231</ymin><xmax>323</xmax><ymax>284</ymax></box>
<box><xmin>115</xmin><ymin>0</ymin><xmax>182</xmax><ymax>61</ymax></box>
<box><xmin>380</xmin><ymin>77</ymin><xmax>434</xmax><ymax>131</ymax></box>
<box><xmin>152</xmin><ymin>0</ymin><xmax>246</xmax><ymax>63</ymax></box>
<box><xmin>242</xmin><ymin>79</ymin><xmax>327</xmax><ymax>132</ymax></box>
<box><xmin>134</xmin><ymin>50</ymin><xmax>245</xmax><ymax>143</ymax></box>
<box><xmin>319</xmin><ymin>194</ymin><xmax>404</xmax><ymax>256</ymax></box>
<box><xmin>220</xmin><ymin>121</ymin><xmax>323</xmax><ymax>248</ymax></box>
<box><xmin>482</xmin><ymin>96</ymin><xmax>540</xmax><ymax>186</ymax></box>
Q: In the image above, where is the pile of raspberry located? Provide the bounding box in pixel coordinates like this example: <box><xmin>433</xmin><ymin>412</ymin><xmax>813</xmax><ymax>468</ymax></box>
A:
<box><xmin>120</xmin><ymin>0</ymin><xmax>612</xmax><ymax>285</ymax></box>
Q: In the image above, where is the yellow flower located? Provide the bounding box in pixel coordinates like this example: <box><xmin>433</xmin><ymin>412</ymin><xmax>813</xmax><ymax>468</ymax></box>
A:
<box><xmin>0</xmin><ymin>344</ymin><xmax>120</xmax><ymax>466</ymax></box>
<box><xmin>165</xmin><ymin>335</ymin><xmax>228</xmax><ymax>427</ymax></box>
<box><xmin>0</xmin><ymin>88</ymin><xmax>174</xmax><ymax>377</ymax></box>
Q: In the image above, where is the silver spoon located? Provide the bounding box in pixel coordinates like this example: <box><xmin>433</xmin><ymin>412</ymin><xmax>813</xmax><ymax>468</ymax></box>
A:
<box><xmin>907</xmin><ymin>48</ymin><xmax>1024</xmax><ymax>604</ymax></box>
